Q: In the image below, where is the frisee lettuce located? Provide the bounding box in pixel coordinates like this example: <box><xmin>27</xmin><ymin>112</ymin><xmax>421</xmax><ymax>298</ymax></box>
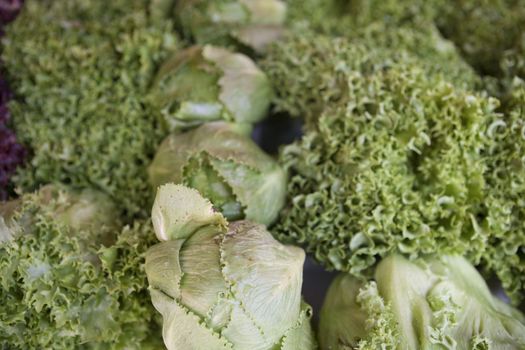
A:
<box><xmin>0</xmin><ymin>187</ymin><xmax>161</xmax><ymax>349</ymax></box>
<box><xmin>272</xmin><ymin>34</ymin><xmax>495</xmax><ymax>278</ymax></box>
<box><xmin>2</xmin><ymin>0</ymin><xmax>178</xmax><ymax>219</ymax></box>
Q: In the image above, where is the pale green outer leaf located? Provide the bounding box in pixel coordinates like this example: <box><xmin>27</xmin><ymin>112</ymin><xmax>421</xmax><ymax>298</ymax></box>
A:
<box><xmin>175</xmin><ymin>0</ymin><xmax>286</xmax><ymax>51</ymax></box>
<box><xmin>39</xmin><ymin>185</ymin><xmax>120</xmax><ymax>234</ymax></box>
<box><xmin>151</xmin><ymin>183</ymin><xmax>227</xmax><ymax>241</ymax></box>
<box><xmin>147</xmin><ymin>135</ymin><xmax>187</xmax><ymax>189</ymax></box>
<box><xmin>207</xmin><ymin>298</ymin><xmax>235</xmax><ymax>332</ymax></box>
<box><xmin>319</xmin><ymin>274</ymin><xmax>399</xmax><ymax>350</ymax></box>
<box><xmin>150</xmin><ymin>289</ymin><xmax>233</xmax><ymax>350</ymax></box>
<box><xmin>280</xmin><ymin>302</ymin><xmax>317</xmax><ymax>350</ymax></box>
<box><xmin>148</xmin><ymin>122</ymin><xmax>270</xmax><ymax>186</ymax></box>
<box><xmin>145</xmin><ymin>240</ymin><xmax>184</xmax><ymax>300</ymax></box>
<box><xmin>429</xmin><ymin>257</ymin><xmax>525</xmax><ymax>350</ymax></box>
<box><xmin>206</xmin><ymin>2</ymin><xmax>249</xmax><ymax>24</ymax></box>
<box><xmin>321</xmin><ymin>255</ymin><xmax>525</xmax><ymax>349</ymax></box>
<box><xmin>151</xmin><ymin>44</ymin><xmax>272</xmax><ymax>128</ymax></box>
<box><xmin>203</xmin><ymin>45</ymin><xmax>273</xmax><ymax>125</ymax></box>
<box><xmin>375</xmin><ymin>255</ymin><xmax>438</xmax><ymax>349</ymax></box>
<box><xmin>319</xmin><ymin>274</ymin><xmax>369</xmax><ymax>349</ymax></box>
<box><xmin>221</xmin><ymin>221</ymin><xmax>305</xmax><ymax>346</ymax></box>
<box><xmin>176</xmin><ymin>101</ymin><xmax>224</xmax><ymax>125</ymax></box>
<box><xmin>233</xmin><ymin>0</ymin><xmax>287</xmax><ymax>51</ymax></box>
<box><xmin>0</xmin><ymin>199</ymin><xmax>20</xmax><ymax>243</ymax></box>
<box><xmin>151</xmin><ymin>46</ymin><xmax>224</xmax><ymax>129</ymax></box>
<box><xmin>210</xmin><ymin>158</ymin><xmax>286</xmax><ymax>228</ymax></box>
<box><xmin>179</xmin><ymin>228</ymin><xmax>229</xmax><ymax>317</ymax></box>
<box><xmin>221</xmin><ymin>303</ymin><xmax>270</xmax><ymax>350</ymax></box>
<box><xmin>153</xmin><ymin>46</ymin><xmax>213</xmax><ymax>86</ymax></box>
<box><xmin>2</xmin><ymin>185</ymin><xmax>121</xmax><ymax>247</ymax></box>
<box><xmin>184</xmin><ymin>123</ymin><xmax>271</xmax><ymax>168</ymax></box>
<box><xmin>233</xmin><ymin>25</ymin><xmax>285</xmax><ymax>53</ymax></box>
<box><xmin>0</xmin><ymin>217</ymin><xmax>15</xmax><ymax>243</ymax></box>
<box><xmin>0</xmin><ymin>198</ymin><xmax>21</xmax><ymax>221</ymax></box>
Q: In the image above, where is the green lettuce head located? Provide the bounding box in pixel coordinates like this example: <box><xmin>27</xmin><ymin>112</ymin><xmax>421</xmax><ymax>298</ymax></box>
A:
<box><xmin>272</xmin><ymin>36</ymin><xmax>495</xmax><ymax>277</ymax></box>
<box><xmin>0</xmin><ymin>184</ymin><xmax>119</xmax><ymax>244</ymax></box>
<box><xmin>150</xmin><ymin>45</ymin><xmax>273</xmax><ymax>131</ymax></box>
<box><xmin>145</xmin><ymin>184</ymin><xmax>316</xmax><ymax>349</ymax></box>
<box><xmin>0</xmin><ymin>186</ymin><xmax>161</xmax><ymax>348</ymax></box>
<box><xmin>175</xmin><ymin>0</ymin><xmax>287</xmax><ymax>52</ymax></box>
<box><xmin>148</xmin><ymin>121</ymin><xmax>287</xmax><ymax>226</ymax></box>
<box><xmin>319</xmin><ymin>254</ymin><xmax>525</xmax><ymax>350</ymax></box>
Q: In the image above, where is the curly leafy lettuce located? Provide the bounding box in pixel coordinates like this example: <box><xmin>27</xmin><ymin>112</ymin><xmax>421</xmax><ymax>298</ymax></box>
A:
<box><xmin>0</xmin><ymin>188</ymin><xmax>160</xmax><ymax>349</ymax></box>
<box><xmin>482</xmin><ymin>84</ymin><xmax>525</xmax><ymax>304</ymax></box>
<box><xmin>273</xmin><ymin>40</ymin><xmax>495</xmax><ymax>277</ymax></box>
<box><xmin>2</xmin><ymin>0</ymin><xmax>178</xmax><ymax>218</ymax></box>
<box><xmin>262</xmin><ymin>32</ymin><xmax>479</xmax><ymax>127</ymax></box>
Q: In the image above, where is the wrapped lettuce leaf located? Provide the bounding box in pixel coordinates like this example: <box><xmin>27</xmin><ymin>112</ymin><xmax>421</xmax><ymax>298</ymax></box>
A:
<box><xmin>145</xmin><ymin>184</ymin><xmax>316</xmax><ymax>349</ymax></box>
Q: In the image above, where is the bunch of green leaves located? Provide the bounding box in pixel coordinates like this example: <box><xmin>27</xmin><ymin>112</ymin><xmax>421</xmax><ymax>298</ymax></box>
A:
<box><xmin>272</xmin><ymin>35</ymin><xmax>497</xmax><ymax>278</ymax></box>
<box><xmin>0</xmin><ymin>189</ymin><xmax>161</xmax><ymax>349</ymax></box>
<box><xmin>2</xmin><ymin>0</ymin><xmax>178</xmax><ymax>219</ymax></box>
<box><xmin>262</xmin><ymin>32</ymin><xmax>479</xmax><ymax>128</ymax></box>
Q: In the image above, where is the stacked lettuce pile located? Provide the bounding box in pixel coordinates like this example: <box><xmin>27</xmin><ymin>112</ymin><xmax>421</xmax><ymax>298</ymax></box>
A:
<box><xmin>1</xmin><ymin>0</ymin><xmax>525</xmax><ymax>349</ymax></box>
<box><xmin>271</xmin><ymin>34</ymin><xmax>494</xmax><ymax>274</ymax></box>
